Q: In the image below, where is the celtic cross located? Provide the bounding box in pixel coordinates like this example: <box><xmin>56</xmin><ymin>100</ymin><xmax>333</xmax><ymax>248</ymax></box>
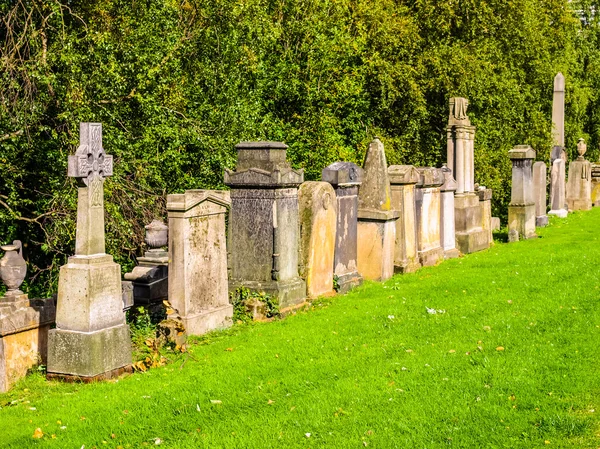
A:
<box><xmin>68</xmin><ymin>123</ymin><xmax>113</xmax><ymax>185</ymax></box>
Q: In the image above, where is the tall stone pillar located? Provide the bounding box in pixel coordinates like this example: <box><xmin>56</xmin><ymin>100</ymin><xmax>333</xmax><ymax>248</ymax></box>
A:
<box><xmin>446</xmin><ymin>97</ymin><xmax>490</xmax><ymax>253</ymax></box>
<box><xmin>508</xmin><ymin>145</ymin><xmax>537</xmax><ymax>241</ymax></box>
<box><xmin>322</xmin><ymin>162</ymin><xmax>363</xmax><ymax>293</ymax></box>
<box><xmin>548</xmin><ymin>159</ymin><xmax>568</xmax><ymax>217</ymax></box>
<box><xmin>388</xmin><ymin>165</ymin><xmax>421</xmax><ymax>273</ymax></box>
<box><xmin>440</xmin><ymin>167</ymin><xmax>459</xmax><ymax>259</ymax></box>
<box><xmin>48</xmin><ymin>123</ymin><xmax>131</xmax><ymax>381</ymax></box>
<box><xmin>357</xmin><ymin>138</ymin><xmax>399</xmax><ymax>281</ymax></box>
<box><xmin>533</xmin><ymin>162</ymin><xmax>549</xmax><ymax>227</ymax></box>
<box><xmin>566</xmin><ymin>138</ymin><xmax>592</xmax><ymax>211</ymax></box>
<box><xmin>167</xmin><ymin>190</ymin><xmax>233</xmax><ymax>335</ymax></box>
<box><xmin>477</xmin><ymin>186</ymin><xmax>493</xmax><ymax>246</ymax></box>
<box><xmin>552</xmin><ymin>73</ymin><xmax>565</xmax><ymax>148</ymax></box>
<box><xmin>225</xmin><ymin>142</ymin><xmax>306</xmax><ymax>308</ymax></box>
<box><xmin>415</xmin><ymin>168</ymin><xmax>444</xmax><ymax>266</ymax></box>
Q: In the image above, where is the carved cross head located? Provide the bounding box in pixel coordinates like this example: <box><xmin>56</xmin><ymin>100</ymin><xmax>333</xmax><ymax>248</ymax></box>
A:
<box><xmin>68</xmin><ymin>123</ymin><xmax>113</xmax><ymax>186</ymax></box>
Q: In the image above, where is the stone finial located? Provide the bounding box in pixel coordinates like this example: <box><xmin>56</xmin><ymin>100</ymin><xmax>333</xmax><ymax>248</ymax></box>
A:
<box><xmin>68</xmin><ymin>123</ymin><xmax>113</xmax><ymax>187</ymax></box>
<box><xmin>358</xmin><ymin>138</ymin><xmax>392</xmax><ymax>212</ymax></box>
<box><xmin>145</xmin><ymin>219</ymin><xmax>168</xmax><ymax>249</ymax></box>
<box><xmin>577</xmin><ymin>138</ymin><xmax>587</xmax><ymax>160</ymax></box>
<box><xmin>448</xmin><ymin>97</ymin><xmax>471</xmax><ymax>125</ymax></box>
<box><xmin>554</xmin><ymin>72</ymin><xmax>565</xmax><ymax>92</ymax></box>
<box><xmin>0</xmin><ymin>240</ymin><xmax>26</xmax><ymax>297</ymax></box>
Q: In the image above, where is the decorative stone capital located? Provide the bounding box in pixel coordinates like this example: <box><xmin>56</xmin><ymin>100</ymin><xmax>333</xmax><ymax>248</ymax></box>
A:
<box><xmin>322</xmin><ymin>162</ymin><xmax>363</xmax><ymax>187</ymax></box>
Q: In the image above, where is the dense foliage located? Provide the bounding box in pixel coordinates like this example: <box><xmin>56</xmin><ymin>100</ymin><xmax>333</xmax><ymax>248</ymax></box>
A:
<box><xmin>1</xmin><ymin>0</ymin><xmax>599</xmax><ymax>296</ymax></box>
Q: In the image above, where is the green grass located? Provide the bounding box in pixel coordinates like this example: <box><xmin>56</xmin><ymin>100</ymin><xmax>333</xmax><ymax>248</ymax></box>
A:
<box><xmin>2</xmin><ymin>210</ymin><xmax>600</xmax><ymax>448</ymax></box>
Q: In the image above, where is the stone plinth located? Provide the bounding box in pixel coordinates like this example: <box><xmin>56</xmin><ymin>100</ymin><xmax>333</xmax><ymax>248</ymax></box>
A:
<box><xmin>388</xmin><ymin>165</ymin><xmax>421</xmax><ymax>273</ymax></box>
<box><xmin>478</xmin><ymin>187</ymin><xmax>493</xmax><ymax>246</ymax></box>
<box><xmin>124</xmin><ymin>251</ymin><xmax>168</xmax><ymax>307</ymax></box>
<box><xmin>0</xmin><ymin>298</ymin><xmax>55</xmax><ymax>392</ymax></box>
<box><xmin>415</xmin><ymin>168</ymin><xmax>444</xmax><ymax>266</ymax></box>
<box><xmin>322</xmin><ymin>162</ymin><xmax>363</xmax><ymax>293</ymax></box>
<box><xmin>225</xmin><ymin>142</ymin><xmax>306</xmax><ymax>308</ymax></box>
<box><xmin>440</xmin><ymin>166</ymin><xmax>459</xmax><ymax>259</ymax></box>
<box><xmin>507</xmin><ymin>145</ymin><xmax>537</xmax><ymax>241</ymax></box>
<box><xmin>566</xmin><ymin>159</ymin><xmax>592</xmax><ymax>211</ymax></box>
<box><xmin>533</xmin><ymin>161</ymin><xmax>548</xmax><ymax>227</ymax></box>
<box><xmin>454</xmin><ymin>194</ymin><xmax>489</xmax><ymax>253</ymax></box>
<box><xmin>591</xmin><ymin>164</ymin><xmax>600</xmax><ymax>207</ymax></box>
<box><xmin>548</xmin><ymin>159</ymin><xmax>568</xmax><ymax>217</ymax></box>
<box><xmin>298</xmin><ymin>182</ymin><xmax>337</xmax><ymax>298</ymax></box>
<box><xmin>357</xmin><ymin>138</ymin><xmax>399</xmax><ymax>281</ymax></box>
<box><xmin>48</xmin><ymin>123</ymin><xmax>131</xmax><ymax>380</ymax></box>
<box><xmin>167</xmin><ymin>190</ymin><xmax>233</xmax><ymax>335</ymax></box>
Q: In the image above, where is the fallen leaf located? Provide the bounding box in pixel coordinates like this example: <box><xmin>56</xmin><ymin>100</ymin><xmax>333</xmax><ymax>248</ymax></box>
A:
<box><xmin>268</xmin><ymin>399</ymin><xmax>275</xmax><ymax>405</ymax></box>
<box><xmin>111</xmin><ymin>434</ymin><xmax>116</xmax><ymax>439</ymax></box>
<box><xmin>305</xmin><ymin>433</ymin><xmax>311</xmax><ymax>438</ymax></box>
<box><xmin>448</xmin><ymin>350</ymin><xmax>456</xmax><ymax>353</ymax></box>
<box><xmin>225</xmin><ymin>348</ymin><xmax>233</xmax><ymax>352</ymax></box>
<box><xmin>210</xmin><ymin>400</ymin><xmax>222</xmax><ymax>404</ymax></box>
<box><xmin>51</xmin><ymin>434</ymin><xmax>56</xmax><ymax>439</ymax></box>
<box><xmin>32</xmin><ymin>428</ymin><xmax>43</xmax><ymax>439</ymax></box>
<box><xmin>496</xmin><ymin>346</ymin><xmax>505</xmax><ymax>351</ymax></box>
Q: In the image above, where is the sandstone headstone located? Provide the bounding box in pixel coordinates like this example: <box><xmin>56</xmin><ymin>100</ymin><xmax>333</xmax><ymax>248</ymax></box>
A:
<box><xmin>48</xmin><ymin>123</ymin><xmax>131</xmax><ymax>380</ymax></box>
<box><xmin>508</xmin><ymin>145</ymin><xmax>537</xmax><ymax>241</ymax></box>
<box><xmin>298</xmin><ymin>182</ymin><xmax>337</xmax><ymax>298</ymax></box>
<box><xmin>491</xmin><ymin>217</ymin><xmax>501</xmax><ymax>231</ymax></box>
<box><xmin>552</xmin><ymin>73</ymin><xmax>565</xmax><ymax>148</ymax></box>
<box><xmin>439</xmin><ymin>167</ymin><xmax>459</xmax><ymax>262</ymax></box>
<box><xmin>388</xmin><ymin>165</ymin><xmax>421</xmax><ymax>273</ymax></box>
<box><xmin>225</xmin><ymin>142</ymin><xmax>306</xmax><ymax>308</ymax></box>
<box><xmin>477</xmin><ymin>186</ymin><xmax>493</xmax><ymax>247</ymax></box>
<box><xmin>167</xmin><ymin>190</ymin><xmax>233</xmax><ymax>335</ymax></box>
<box><xmin>415</xmin><ymin>168</ymin><xmax>445</xmax><ymax>266</ymax></box>
<box><xmin>566</xmin><ymin>138</ymin><xmax>592</xmax><ymax>211</ymax></box>
<box><xmin>322</xmin><ymin>162</ymin><xmax>363</xmax><ymax>293</ymax></box>
<box><xmin>357</xmin><ymin>138</ymin><xmax>399</xmax><ymax>281</ymax></box>
<box><xmin>591</xmin><ymin>163</ymin><xmax>600</xmax><ymax>207</ymax></box>
<box><xmin>548</xmin><ymin>159</ymin><xmax>568</xmax><ymax>217</ymax></box>
<box><xmin>533</xmin><ymin>161</ymin><xmax>548</xmax><ymax>227</ymax></box>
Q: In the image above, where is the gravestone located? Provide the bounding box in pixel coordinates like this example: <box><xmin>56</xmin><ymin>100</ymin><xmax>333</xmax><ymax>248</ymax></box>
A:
<box><xmin>552</xmin><ymin>73</ymin><xmax>565</xmax><ymax>148</ymax></box>
<box><xmin>548</xmin><ymin>159</ymin><xmax>568</xmax><ymax>217</ymax></box>
<box><xmin>225</xmin><ymin>142</ymin><xmax>306</xmax><ymax>308</ymax></box>
<box><xmin>591</xmin><ymin>163</ymin><xmax>600</xmax><ymax>207</ymax></box>
<box><xmin>167</xmin><ymin>190</ymin><xmax>232</xmax><ymax>335</ymax></box>
<box><xmin>415</xmin><ymin>168</ymin><xmax>444</xmax><ymax>266</ymax></box>
<box><xmin>533</xmin><ymin>162</ymin><xmax>548</xmax><ymax>227</ymax></box>
<box><xmin>566</xmin><ymin>138</ymin><xmax>592</xmax><ymax>211</ymax></box>
<box><xmin>357</xmin><ymin>138</ymin><xmax>399</xmax><ymax>281</ymax></box>
<box><xmin>477</xmin><ymin>186</ymin><xmax>493</xmax><ymax>245</ymax></box>
<box><xmin>322</xmin><ymin>162</ymin><xmax>363</xmax><ymax>293</ymax></box>
<box><xmin>440</xmin><ymin>166</ymin><xmax>459</xmax><ymax>259</ymax></box>
<box><xmin>446</xmin><ymin>97</ymin><xmax>490</xmax><ymax>253</ymax></box>
<box><xmin>298</xmin><ymin>182</ymin><xmax>337</xmax><ymax>298</ymax></box>
<box><xmin>47</xmin><ymin>123</ymin><xmax>131</xmax><ymax>380</ymax></box>
<box><xmin>388</xmin><ymin>165</ymin><xmax>421</xmax><ymax>273</ymax></box>
<box><xmin>508</xmin><ymin>145</ymin><xmax>537</xmax><ymax>241</ymax></box>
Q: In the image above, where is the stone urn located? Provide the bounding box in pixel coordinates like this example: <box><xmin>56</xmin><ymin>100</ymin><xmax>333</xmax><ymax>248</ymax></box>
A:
<box><xmin>577</xmin><ymin>138</ymin><xmax>587</xmax><ymax>160</ymax></box>
<box><xmin>145</xmin><ymin>219</ymin><xmax>168</xmax><ymax>249</ymax></box>
<box><xmin>0</xmin><ymin>240</ymin><xmax>27</xmax><ymax>294</ymax></box>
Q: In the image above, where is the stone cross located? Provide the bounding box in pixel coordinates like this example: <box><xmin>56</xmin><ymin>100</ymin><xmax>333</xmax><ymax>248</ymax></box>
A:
<box><xmin>552</xmin><ymin>73</ymin><xmax>565</xmax><ymax>148</ymax></box>
<box><xmin>68</xmin><ymin>123</ymin><xmax>113</xmax><ymax>256</ymax></box>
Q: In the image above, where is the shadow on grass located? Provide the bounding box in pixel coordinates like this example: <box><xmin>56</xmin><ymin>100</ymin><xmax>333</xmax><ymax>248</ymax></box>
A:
<box><xmin>493</xmin><ymin>229</ymin><xmax>508</xmax><ymax>243</ymax></box>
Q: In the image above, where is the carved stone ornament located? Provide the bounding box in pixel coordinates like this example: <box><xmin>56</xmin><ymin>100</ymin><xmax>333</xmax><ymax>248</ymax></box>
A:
<box><xmin>577</xmin><ymin>138</ymin><xmax>587</xmax><ymax>160</ymax></box>
<box><xmin>145</xmin><ymin>219</ymin><xmax>168</xmax><ymax>249</ymax></box>
<box><xmin>0</xmin><ymin>240</ymin><xmax>27</xmax><ymax>294</ymax></box>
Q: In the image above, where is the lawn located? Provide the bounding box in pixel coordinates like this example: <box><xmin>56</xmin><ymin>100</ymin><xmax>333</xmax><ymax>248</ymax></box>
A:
<box><xmin>1</xmin><ymin>209</ymin><xmax>599</xmax><ymax>448</ymax></box>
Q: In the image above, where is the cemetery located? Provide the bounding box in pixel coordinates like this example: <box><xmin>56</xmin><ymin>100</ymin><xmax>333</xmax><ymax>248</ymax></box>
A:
<box><xmin>2</xmin><ymin>1</ymin><xmax>600</xmax><ymax>446</ymax></box>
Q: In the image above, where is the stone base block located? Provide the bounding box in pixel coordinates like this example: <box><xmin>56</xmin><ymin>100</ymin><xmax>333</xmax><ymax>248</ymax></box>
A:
<box><xmin>508</xmin><ymin>204</ymin><xmax>537</xmax><ymax>240</ymax></box>
<box><xmin>181</xmin><ymin>304</ymin><xmax>233</xmax><ymax>336</ymax></box>
<box><xmin>454</xmin><ymin>194</ymin><xmax>482</xmax><ymax>233</ymax></box>
<box><xmin>394</xmin><ymin>258</ymin><xmax>421</xmax><ymax>274</ymax></box>
<box><xmin>567</xmin><ymin>199</ymin><xmax>592</xmax><ymax>211</ymax></box>
<box><xmin>229</xmin><ymin>277</ymin><xmax>306</xmax><ymax>309</ymax></box>
<box><xmin>536</xmin><ymin>215</ymin><xmax>549</xmax><ymax>227</ymax></box>
<box><xmin>418</xmin><ymin>247</ymin><xmax>444</xmax><ymax>267</ymax></box>
<box><xmin>357</xmin><ymin>219</ymin><xmax>396</xmax><ymax>282</ymax></box>
<box><xmin>444</xmin><ymin>248</ymin><xmax>460</xmax><ymax>260</ymax></box>
<box><xmin>47</xmin><ymin>324</ymin><xmax>131</xmax><ymax>379</ymax></box>
<box><xmin>335</xmin><ymin>271</ymin><xmax>363</xmax><ymax>294</ymax></box>
<box><xmin>455</xmin><ymin>227</ymin><xmax>490</xmax><ymax>254</ymax></box>
<box><xmin>131</xmin><ymin>277</ymin><xmax>168</xmax><ymax>306</ymax></box>
<box><xmin>548</xmin><ymin>209</ymin><xmax>568</xmax><ymax>218</ymax></box>
<box><xmin>47</xmin><ymin>365</ymin><xmax>132</xmax><ymax>383</ymax></box>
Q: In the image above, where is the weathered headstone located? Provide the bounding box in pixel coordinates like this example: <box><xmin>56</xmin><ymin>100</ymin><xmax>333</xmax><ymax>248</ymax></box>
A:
<box><xmin>477</xmin><ymin>186</ymin><xmax>493</xmax><ymax>248</ymax></box>
<box><xmin>388</xmin><ymin>165</ymin><xmax>421</xmax><ymax>272</ymax></box>
<box><xmin>322</xmin><ymin>162</ymin><xmax>363</xmax><ymax>293</ymax></box>
<box><xmin>439</xmin><ymin>166</ymin><xmax>459</xmax><ymax>259</ymax></box>
<box><xmin>298</xmin><ymin>182</ymin><xmax>337</xmax><ymax>298</ymax></box>
<box><xmin>591</xmin><ymin>163</ymin><xmax>600</xmax><ymax>207</ymax></box>
<box><xmin>507</xmin><ymin>145</ymin><xmax>537</xmax><ymax>241</ymax></box>
<box><xmin>167</xmin><ymin>190</ymin><xmax>233</xmax><ymax>334</ymax></box>
<box><xmin>47</xmin><ymin>123</ymin><xmax>131</xmax><ymax>380</ymax></box>
<box><xmin>357</xmin><ymin>138</ymin><xmax>399</xmax><ymax>281</ymax></box>
<box><xmin>446</xmin><ymin>97</ymin><xmax>490</xmax><ymax>253</ymax></box>
<box><xmin>566</xmin><ymin>138</ymin><xmax>592</xmax><ymax>211</ymax></box>
<box><xmin>548</xmin><ymin>159</ymin><xmax>568</xmax><ymax>217</ymax></box>
<box><xmin>552</xmin><ymin>73</ymin><xmax>565</xmax><ymax>148</ymax></box>
<box><xmin>225</xmin><ymin>142</ymin><xmax>306</xmax><ymax>308</ymax></box>
<box><xmin>533</xmin><ymin>162</ymin><xmax>548</xmax><ymax>227</ymax></box>
<box><xmin>491</xmin><ymin>217</ymin><xmax>501</xmax><ymax>231</ymax></box>
<box><xmin>415</xmin><ymin>167</ymin><xmax>444</xmax><ymax>266</ymax></box>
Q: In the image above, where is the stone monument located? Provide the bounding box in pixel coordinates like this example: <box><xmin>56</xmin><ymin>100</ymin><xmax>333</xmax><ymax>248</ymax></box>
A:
<box><xmin>298</xmin><ymin>182</ymin><xmax>337</xmax><ymax>298</ymax></box>
<box><xmin>322</xmin><ymin>162</ymin><xmax>363</xmax><ymax>293</ymax></box>
<box><xmin>225</xmin><ymin>142</ymin><xmax>306</xmax><ymax>308</ymax></box>
<box><xmin>440</xmin><ymin>166</ymin><xmax>460</xmax><ymax>259</ymax></box>
<box><xmin>477</xmin><ymin>186</ymin><xmax>493</xmax><ymax>246</ymax></box>
<box><xmin>552</xmin><ymin>73</ymin><xmax>565</xmax><ymax>148</ymax></box>
<box><xmin>47</xmin><ymin>122</ymin><xmax>131</xmax><ymax>380</ymax></box>
<box><xmin>591</xmin><ymin>163</ymin><xmax>600</xmax><ymax>207</ymax></box>
<box><xmin>167</xmin><ymin>190</ymin><xmax>233</xmax><ymax>335</ymax></box>
<box><xmin>566</xmin><ymin>138</ymin><xmax>592</xmax><ymax>211</ymax></box>
<box><xmin>548</xmin><ymin>158</ymin><xmax>568</xmax><ymax>217</ymax></box>
<box><xmin>0</xmin><ymin>241</ymin><xmax>55</xmax><ymax>392</ymax></box>
<box><xmin>446</xmin><ymin>97</ymin><xmax>490</xmax><ymax>253</ymax></box>
<box><xmin>388</xmin><ymin>165</ymin><xmax>421</xmax><ymax>273</ymax></box>
<box><xmin>507</xmin><ymin>145</ymin><xmax>537</xmax><ymax>241</ymax></box>
<box><xmin>357</xmin><ymin>138</ymin><xmax>399</xmax><ymax>281</ymax></box>
<box><xmin>533</xmin><ymin>162</ymin><xmax>548</xmax><ymax>227</ymax></box>
<box><xmin>415</xmin><ymin>167</ymin><xmax>444</xmax><ymax>266</ymax></box>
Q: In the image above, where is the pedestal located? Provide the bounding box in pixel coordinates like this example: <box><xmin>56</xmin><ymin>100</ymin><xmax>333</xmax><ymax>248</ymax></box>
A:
<box><xmin>508</xmin><ymin>204</ymin><xmax>537</xmax><ymax>240</ymax></box>
<box><xmin>454</xmin><ymin>194</ymin><xmax>489</xmax><ymax>254</ymax></box>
